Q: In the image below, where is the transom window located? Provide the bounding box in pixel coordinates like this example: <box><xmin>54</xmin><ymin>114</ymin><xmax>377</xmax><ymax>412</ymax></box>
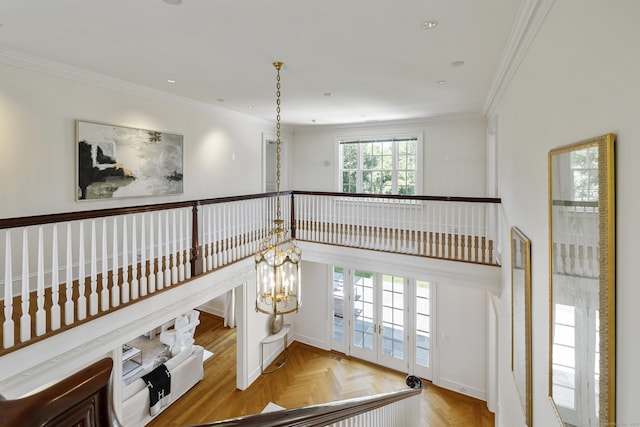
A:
<box><xmin>339</xmin><ymin>136</ymin><xmax>419</xmax><ymax>195</ymax></box>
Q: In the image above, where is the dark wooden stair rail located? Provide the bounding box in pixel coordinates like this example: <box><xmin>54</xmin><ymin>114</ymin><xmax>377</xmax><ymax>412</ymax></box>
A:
<box><xmin>0</xmin><ymin>358</ymin><xmax>121</xmax><ymax>427</ymax></box>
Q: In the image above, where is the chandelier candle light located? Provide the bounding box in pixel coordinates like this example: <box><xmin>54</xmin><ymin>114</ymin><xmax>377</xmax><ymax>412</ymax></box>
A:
<box><xmin>255</xmin><ymin>62</ymin><xmax>302</xmax><ymax>335</ymax></box>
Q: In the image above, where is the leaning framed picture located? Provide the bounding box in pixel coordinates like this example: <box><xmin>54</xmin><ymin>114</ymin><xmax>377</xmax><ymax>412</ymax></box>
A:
<box><xmin>76</xmin><ymin>120</ymin><xmax>183</xmax><ymax>200</ymax></box>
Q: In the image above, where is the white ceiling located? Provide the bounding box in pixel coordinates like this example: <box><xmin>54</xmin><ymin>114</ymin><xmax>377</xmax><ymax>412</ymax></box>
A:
<box><xmin>0</xmin><ymin>0</ymin><xmax>522</xmax><ymax>126</ymax></box>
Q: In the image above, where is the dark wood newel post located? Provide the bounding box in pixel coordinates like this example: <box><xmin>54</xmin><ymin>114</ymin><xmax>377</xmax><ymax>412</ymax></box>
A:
<box><xmin>290</xmin><ymin>192</ymin><xmax>297</xmax><ymax>239</ymax></box>
<box><xmin>191</xmin><ymin>201</ymin><xmax>204</xmax><ymax>277</ymax></box>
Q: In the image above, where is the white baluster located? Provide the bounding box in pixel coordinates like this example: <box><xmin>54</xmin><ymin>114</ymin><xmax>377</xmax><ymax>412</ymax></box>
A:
<box><xmin>206</xmin><ymin>206</ymin><xmax>213</xmax><ymax>271</ymax></box>
<box><xmin>140</xmin><ymin>213</ymin><xmax>148</xmax><ymax>296</ymax></box>
<box><xmin>178</xmin><ymin>210</ymin><xmax>185</xmax><ymax>282</ymax></box>
<box><xmin>185</xmin><ymin>208</ymin><xmax>192</xmax><ymax>279</ymax></box>
<box><xmin>122</xmin><ymin>216</ymin><xmax>130</xmax><ymax>303</ymax></box>
<box><xmin>221</xmin><ymin>204</ymin><xmax>228</xmax><ymax>266</ymax></box>
<box><xmin>50</xmin><ymin>225</ymin><xmax>61</xmax><ymax>331</ymax></box>
<box><xmin>65</xmin><ymin>224</ymin><xmax>74</xmax><ymax>325</ymax></box>
<box><xmin>156</xmin><ymin>211</ymin><xmax>164</xmax><ymax>290</ymax></box>
<box><xmin>89</xmin><ymin>220</ymin><xmax>98</xmax><ymax>315</ymax></box>
<box><xmin>35</xmin><ymin>227</ymin><xmax>46</xmax><ymax>336</ymax></box>
<box><xmin>470</xmin><ymin>203</ymin><xmax>476</xmax><ymax>262</ymax></box>
<box><xmin>20</xmin><ymin>229</ymin><xmax>31</xmax><ymax>342</ymax></box>
<box><xmin>101</xmin><ymin>219</ymin><xmax>109</xmax><ymax>311</ymax></box>
<box><xmin>148</xmin><ymin>213</ymin><xmax>156</xmax><ymax>293</ymax></box>
<box><xmin>164</xmin><ymin>211</ymin><xmax>171</xmax><ymax>287</ymax></box>
<box><xmin>112</xmin><ymin>217</ymin><xmax>120</xmax><ymax>307</ymax></box>
<box><xmin>77</xmin><ymin>222</ymin><xmax>87</xmax><ymax>321</ymax></box>
<box><xmin>213</xmin><ymin>205</ymin><xmax>220</xmax><ymax>269</ymax></box>
<box><xmin>131</xmin><ymin>216</ymin><xmax>139</xmax><ymax>300</ymax></box>
<box><xmin>4</xmin><ymin>231</ymin><xmax>15</xmax><ymax>349</ymax></box>
<box><xmin>171</xmin><ymin>211</ymin><xmax>178</xmax><ymax>284</ymax></box>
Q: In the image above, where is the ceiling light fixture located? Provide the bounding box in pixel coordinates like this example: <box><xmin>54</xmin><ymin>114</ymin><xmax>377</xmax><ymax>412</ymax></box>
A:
<box><xmin>421</xmin><ymin>20</ymin><xmax>438</xmax><ymax>29</ymax></box>
<box><xmin>255</xmin><ymin>61</ymin><xmax>302</xmax><ymax>335</ymax></box>
<box><xmin>167</xmin><ymin>79</ymin><xmax>176</xmax><ymax>84</ymax></box>
<box><xmin>438</xmin><ymin>80</ymin><xmax>447</xmax><ymax>86</ymax></box>
<box><xmin>451</xmin><ymin>61</ymin><xmax>465</xmax><ymax>68</ymax></box>
<box><xmin>162</xmin><ymin>0</ymin><xmax>182</xmax><ymax>5</ymax></box>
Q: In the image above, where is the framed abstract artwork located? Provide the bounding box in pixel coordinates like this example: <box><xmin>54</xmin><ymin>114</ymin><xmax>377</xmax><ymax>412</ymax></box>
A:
<box><xmin>77</xmin><ymin>120</ymin><xmax>183</xmax><ymax>200</ymax></box>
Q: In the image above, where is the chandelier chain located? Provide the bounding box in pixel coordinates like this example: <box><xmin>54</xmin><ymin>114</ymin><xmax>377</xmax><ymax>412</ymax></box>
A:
<box><xmin>275</xmin><ymin>63</ymin><xmax>282</xmax><ymax>220</ymax></box>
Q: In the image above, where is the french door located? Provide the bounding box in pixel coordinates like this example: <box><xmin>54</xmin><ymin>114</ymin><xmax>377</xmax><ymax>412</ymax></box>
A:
<box><xmin>332</xmin><ymin>267</ymin><xmax>432</xmax><ymax>379</ymax></box>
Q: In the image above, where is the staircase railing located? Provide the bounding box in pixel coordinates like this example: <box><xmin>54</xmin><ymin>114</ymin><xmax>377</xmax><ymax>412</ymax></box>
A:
<box><xmin>190</xmin><ymin>387</ymin><xmax>422</xmax><ymax>427</ymax></box>
<box><xmin>0</xmin><ymin>191</ymin><xmax>499</xmax><ymax>355</ymax></box>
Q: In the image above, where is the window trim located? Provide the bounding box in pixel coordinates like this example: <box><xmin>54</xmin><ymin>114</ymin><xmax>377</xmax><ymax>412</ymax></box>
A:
<box><xmin>335</xmin><ymin>132</ymin><xmax>423</xmax><ymax>195</ymax></box>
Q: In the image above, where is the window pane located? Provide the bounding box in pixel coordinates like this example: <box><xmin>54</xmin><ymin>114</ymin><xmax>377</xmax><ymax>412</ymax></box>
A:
<box><xmin>416</xmin><ymin>280</ymin><xmax>430</xmax><ymax>368</ymax></box>
<box><xmin>339</xmin><ymin>137</ymin><xmax>418</xmax><ymax>195</ymax></box>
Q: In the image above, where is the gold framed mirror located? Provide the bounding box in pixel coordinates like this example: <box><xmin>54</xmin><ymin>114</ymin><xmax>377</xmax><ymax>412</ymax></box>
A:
<box><xmin>548</xmin><ymin>134</ymin><xmax>615</xmax><ymax>426</ymax></box>
<box><xmin>511</xmin><ymin>227</ymin><xmax>532</xmax><ymax>426</ymax></box>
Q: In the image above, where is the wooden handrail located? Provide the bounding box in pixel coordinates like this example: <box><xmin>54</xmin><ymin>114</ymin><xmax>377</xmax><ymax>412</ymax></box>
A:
<box><xmin>0</xmin><ymin>192</ymin><xmax>293</xmax><ymax>230</ymax></box>
<box><xmin>187</xmin><ymin>387</ymin><xmax>422</xmax><ymax>427</ymax></box>
<box><xmin>292</xmin><ymin>190</ymin><xmax>501</xmax><ymax>204</ymax></box>
<box><xmin>0</xmin><ymin>358</ymin><xmax>121</xmax><ymax>427</ymax></box>
<box><xmin>0</xmin><ymin>190</ymin><xmax>497</xmax><ymax>230</ymax></box>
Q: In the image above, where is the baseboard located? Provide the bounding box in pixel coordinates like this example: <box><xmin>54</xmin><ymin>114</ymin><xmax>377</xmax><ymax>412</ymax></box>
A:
<box><xmin>291</xmin><ymin>334</ymin><xmax>331</xmax><ymax>351</ymax></box>
<box><xmin>434</xmin><ymin>377</ymin><xmax>487</xmax><ymax>401</ymax></box>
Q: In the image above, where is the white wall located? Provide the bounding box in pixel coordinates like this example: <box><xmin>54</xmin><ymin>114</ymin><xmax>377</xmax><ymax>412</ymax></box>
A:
<box><xmin>290</xmin><ymin>118</ymin><xmax>487</xmax><ymax>196</ymax></box>
<box><xmin>294</xmin><ymin>261</ymin><xmax>332</xmax><ymax>350</ymax></box>
<box><xmin>493</xmin><ymin>1</ymin><xmax>640</xmax><ymax>425</ymax></box>
<box><xmin>434</xmin><ymin>283</ymin><xmax>487</xmax><ymax>400</ymax></box>
<box><xmin>0</xmin><ymin>59</ymin><xmax>291</xmax><ymax>219</ymax></box>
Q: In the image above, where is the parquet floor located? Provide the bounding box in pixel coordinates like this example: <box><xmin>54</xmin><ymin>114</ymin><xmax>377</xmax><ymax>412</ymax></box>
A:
<box><xmin>147</xmin><ymin>311</ymin><xmax>494</xmax><ymax>427</ymax></box>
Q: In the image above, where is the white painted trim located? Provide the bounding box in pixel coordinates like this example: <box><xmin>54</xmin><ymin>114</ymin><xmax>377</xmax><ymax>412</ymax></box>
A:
<box><xmin>298</xmin><ymin>241</ymin><xmax>502</xmax><ymax>295</ymax></box>
<box><xmin>434</xmin><ymin>376</ymin><xmax>487</xmax><ymax>401</ymax></box>
<box><xmin>483</xmin><ymin>0</ymin><xmax>556</xmax><ymax>117</ymax></box>
<box><xmin>294</xmin><ymin>113</ymin><xmax>486</xmax><ymax>132</ymax></box>
<box><xmin>236</xmin><ymin>281</ymin><xmax>250</xmax><ymax>390</ymax></box>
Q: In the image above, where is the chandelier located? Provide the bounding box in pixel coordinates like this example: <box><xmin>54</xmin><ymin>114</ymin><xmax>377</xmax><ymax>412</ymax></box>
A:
<box><xmin>255</xmin><ymin>62</ymin><xmax>302</xmax><ymax>335</ymax></box>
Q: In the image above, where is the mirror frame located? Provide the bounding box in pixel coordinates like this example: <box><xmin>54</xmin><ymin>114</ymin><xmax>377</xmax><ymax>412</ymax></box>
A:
<box><xmin>511</xmin><ymin>227</ymin><xmax>532</xmax><ymax>426</ymax></box>
<box><xmin>548</xmin><ymin>134</ymin><xmax>615</xmax><ymax>426</ymax></box>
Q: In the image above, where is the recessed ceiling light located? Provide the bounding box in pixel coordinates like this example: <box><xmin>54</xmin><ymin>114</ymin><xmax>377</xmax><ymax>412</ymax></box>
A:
<box><xmin>421</xmin><ymin>20</ymin><xmax>438</xmax><ymax>30</ymax></box>
<box><xmin>451</xmin><ymin>61</ymin><xmax>465</xmax><ymax>68</ymax></box>
<box><xmin>248</xmin><ymin>105</ymin><xmax>254</xmax><ymax>109</ymax></box>
<box><xmin>167</xmin><ymin>79</ymin><xmax>176</xmax><ymax>84</ymax></box>
<box><xmin>163</xmin><ymin>0</ymin><xmax>182</xmax><ymax>5</ymax></box>
<box><xmin>216</xmin><ymin>98</ymin><xmax>225</xmax><ymax>102</ymax></box>
<box><xmin>437</xmin><ymin>80</ymin><xmax>447</xmax><ymax>86</ymax></box>
<box><xmin>323</xmin><ymin>92</ymin><xmax>333</xmax><ymax>97</ymax></box>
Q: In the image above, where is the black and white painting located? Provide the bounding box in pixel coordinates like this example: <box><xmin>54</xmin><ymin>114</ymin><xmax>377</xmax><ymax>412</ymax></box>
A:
<box><xmin>77</xmin><ymin>121</ymin><xmax>183</xmax><ymax>200</ymax></box>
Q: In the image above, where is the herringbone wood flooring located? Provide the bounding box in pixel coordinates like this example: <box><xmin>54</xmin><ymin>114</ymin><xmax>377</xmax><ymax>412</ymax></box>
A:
<box><xmin>147</xmin><ymin>312</ymin><xmax>494</xmax><ymax>427</ymax></box>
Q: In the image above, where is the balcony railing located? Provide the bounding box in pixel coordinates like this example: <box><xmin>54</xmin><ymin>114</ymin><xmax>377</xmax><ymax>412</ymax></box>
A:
<box><xmin>0</xmin><ymin>191</ymin><xmax>500</xmax><ymax>355</ymax></box>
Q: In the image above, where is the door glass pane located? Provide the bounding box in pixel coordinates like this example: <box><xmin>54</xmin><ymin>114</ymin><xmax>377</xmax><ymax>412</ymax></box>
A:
<box><xmin>353</xmin><ymin>270</ymin><xmax>374</xmax><ymax>350</ymax></box>
<box><xmin>416</xmin><ymin>280</ymin><xmax>430</xmax><ymax>367</ymax></box>
<box><xmin>381</xmin><ymin>275</ymin><xmax>404</xmax><ymax>359</ymax></box>
<box><xmin>552</xmin><ymin>304</ymin><xmax>576</xmax><ymax>410</ymax></box>
<box><xmin>333</xmin><ymin>267</ymin><xmax>345</xmax><ymax>343</ymax></box>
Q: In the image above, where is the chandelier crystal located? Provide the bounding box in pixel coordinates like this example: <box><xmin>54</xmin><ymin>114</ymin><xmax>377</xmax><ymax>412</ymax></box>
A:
<box><xmin>255</xmin><ymin>62</ymin><xmax>302</xmax><ymax>334</ymax></box>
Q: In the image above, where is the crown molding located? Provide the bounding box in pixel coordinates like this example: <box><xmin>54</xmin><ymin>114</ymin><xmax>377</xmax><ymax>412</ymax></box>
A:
<box><xmin>482</xmin><ymin>0</ymin><xmax>556</xmax><ymax>118</ymax></box>
<box><xmin>0</xmin><ymin>46</ymin><xmax>270</xmax><ymax>125</ymax></box>
<box><xmin>292</xmin><ymin>113</ymin><xmax>486</xmax><ymax>134</ymax></box>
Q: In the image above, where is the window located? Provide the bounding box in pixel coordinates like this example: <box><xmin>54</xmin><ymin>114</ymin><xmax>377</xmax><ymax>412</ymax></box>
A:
<box><xmin>570</xmin><ymin>147</ymin><xmax>598</xmax><ymax>201</ymax></box>
<box><xmin>339</xmin><ymin>136</ymin><xmax>419</xmax><ymax>195</ymax></box>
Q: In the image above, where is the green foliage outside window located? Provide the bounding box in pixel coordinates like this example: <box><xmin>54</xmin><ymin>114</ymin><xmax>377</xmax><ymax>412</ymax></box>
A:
<box><xmin>339</xmin><ymin>137</ymin><xmax>418</xmax><ymax>195</ymax></box>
